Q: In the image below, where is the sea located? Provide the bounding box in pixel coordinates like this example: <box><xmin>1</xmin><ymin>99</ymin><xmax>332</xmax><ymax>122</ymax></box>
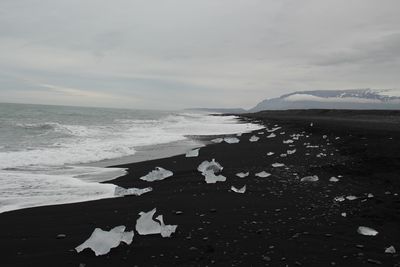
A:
<box><xmin>0</xmin><ymin>103</ymin><xmax>263</xmax><ymax>213</ymax></box>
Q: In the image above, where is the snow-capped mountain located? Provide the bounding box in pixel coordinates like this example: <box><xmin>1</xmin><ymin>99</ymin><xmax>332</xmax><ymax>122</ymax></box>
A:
<box><xmin>250</xmin><ymin>89</ymin><xmax>400</xmax><ymax>111</ymax></box>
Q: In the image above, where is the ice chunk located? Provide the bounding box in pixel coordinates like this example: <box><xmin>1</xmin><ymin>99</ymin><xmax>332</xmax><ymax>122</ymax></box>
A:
<box><xmin>197</xmin><ymin>159</ymin><xmax>223</xmax><ymax>173</ymax></box>
<box><xmin>140</xmin><ymin>167</ymin><xmax>173</xmax><ymax>182</ymax></box>
<box><xmin>211</xmin><ymin>138</ymin><xmax>224</xmax><ymax>143</ymax></box>
<box><xmin>341</xmin><ymin>212</ymin><xmax>347</xmax><ymax>217</ymax></box>
<box><xmin>267</xmin><ymin>152</ymin><xmax>275</xmax><ymax>156</ymax></box>
<box><xmin>367</xmin><ymin>193</ymin><xmax>374</xmax><ymax>198</ymax></box>
<box><xmin>249</xmin><ymin>135</ymin><xmax>260</xmax><ymax>142</ymax></box>
<box><xmin>224</xmin><ymin>137</ymin><xmax>240</xmax><ymax>144</ymax></box>
<box><xmin>271</xmin><ymin>163</ymin><xmax>285</xmax><ymax>168</ymax></box>
<box><xmin>114</xmin><ymin>186</ymin><xmax>153</xmax><ymax>196</ymax></box>
<box><xmin>346</xmin><ymin>195</ymin><xmax>358</xmax><ymax>201</ymax></box>
<box><xmin>136</xmin><ymin>208</ymin><xmax>162</xmax><ymax>235</ymax></box>
<box><xmin>357</xmin><ymin>226</ymin><xmax>378</xmax><ymax>236</ymax></box>
<box><xmin>329</xmin><ymin>177</ymin><xmax>339</xmax><ymax>182</ymax></box>
<box><xmin>300</xmin><ymin>175</ymin><xmax>319</xmax><ymax>182</ymax></box>
<box><xmin>186</xmin><ymin>148</ymin><xmax>200</xmax><ymax>158</ymax></box>
<box><xmin>280</xmin><ymin>153</ymin><xmax>287</xmax><ymax>157</ymax></box>
<box><xmin>385</xmin><ymin>246</ymin><xmax>396</xmax><ymax>254</ymax></box>
<box><xmin>310</xmin><ymin>122</ymin><xmax>313</xmax><ymax>127</ymax></box>
<box><xmin>236</xmin><ymin>172</ymin><xmax>249</xmax><ymax>178</ymax></box>
<box><xmin>283</xmin><ymin>140</ymin><xmax>294</xmax><ymax>144</ymax></box>
<box><xmin>255</xmin><ymin>171</ymin><xmax>271</xmax><ymax>178</ymax></box>
<box><xmin>203</xmin><ymin>170</ymin><xmax>226</xmax><ymax>184</ymax></box>
<box><xmin>266</xmin><ymin>133</ymin><xmax>276</xmax><ymax>138</ymax></box>
<box><xmin>334</xmin><ymin>196</ymin><xmax>345</xmax><ymax>202</ymax></box>
<box><xmin>287</xmin><ymin>149</ymin><xmax>296</xmax><ymax>155</ymax></box>
<box><xmin>75</xmin><ymin>226</ymin><xmax>133</xmax><ymax>256</ymax></box>
<box><xmin>155</xmin><ymin>215</ymin><xmax>178</xmax><ymax>238</ymax></box>
<box><xmin>231</xmin><ymin>185</ymin><xmax>246</xmax><ymax>193</ymax></box>
<box><xmin>267</xmin><ymin>127</ymin><xmax>281</xmax><ymax>132</ymax></box>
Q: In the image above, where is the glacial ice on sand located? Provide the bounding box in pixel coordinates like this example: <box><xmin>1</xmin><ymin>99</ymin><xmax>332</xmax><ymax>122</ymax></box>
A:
<box><xmin>249</xmin><ymin>135</ymin><xmax>260</xmax><ymax>142</ymax></box>
<box><xmin>185</xmin><ymin>148</ymin><xmax>200</xmax><ymax>158</ymax></box>
<box><xmin>231</xmin><ymin>185</ymin><xmax>246</xmax><ymax>193</ymax></box>
<box><xmin>267</xmin><ymin>133</ymin><xmax>276</xmax><ymax>138</ymax></box>
<box><xmin>357</xmin><ymin>226</ymin><xmax>378</xmax><ymax>236</ymax></box>
<box><xmin>329</xmin><ymin>177</ymin><xmax>339</xmax><ymax>182</ymax></box>
<box><xmin>255</xmin><ymin>171</ymin><xmax>271</xmax><ymax>178</ymax></box>
<box><xmin>271</xmin><ymin>163</ymin><xmax>285</xmax><ymax>168</ymax></box>
<box><xmin>267</xmin><ymin>152</ymin><xmax>275</xmax><ymax>156</ymax></box>
<box><xmin>283</xmin><ymin>139</ymin><xmax>294</xmax><ymax>144</ymax></box>
<box><xmin>287</xmin><ymin>149</ymin><xmax>296</xmax><ymax>155</ymax></box>
<box><xmin>385</xmin><ymin>246</ymin><xmax>396</xmax><ymax>254</ymax></box>
<box><xmin>224</xmin><ymin>137</ymin><xmax>240</xmax><ymax>144</ymax></box>
<box><xmin>346</xmin><ymin>195</ymin><xmax>358</xmax><ymax>201</ymax></box>
<box><xmin>140</xmin><ymin>167</ymin><xmax>173</xmax><ymax>182</ymax></box>
<box><xmin>136</xmin><ymin>208</ymin><xmax>177</xmax><ymax>237</ymax></box>
<box><xmin>203</xmin><ymin>170</ymin><xmax>226</xmax><ymax>184</ymax></box>
<box><xmin>236</xmin><ymin>172</ymin><xmax>249</xmax><ymax>178</ymax></box>
<box><xmin>211</xmin><ymin>138</ymin><xmax>224</xmax><ymax>143</ymax></box>
<box><xmin>197</xmin><ymin>159</ymin><xmax>223</xmax><ymax>173</ymax></box>
<box><xmin>114</xmin><ymin>186</ymin><xmax>153</xmax><ymax>196</ymax></box>
<box><xmin>300</xmin><ymin>175</ymin><xmax>319</xmax><ymax>182</ymax></box>
<box><xmin>75</xmin><ymin>226</ymin><xmax>133</xmax><ymax>256</ymax></box>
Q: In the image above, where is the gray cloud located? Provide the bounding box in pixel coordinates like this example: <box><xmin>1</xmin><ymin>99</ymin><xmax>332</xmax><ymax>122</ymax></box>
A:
<box><xmin>0</xmin><ymin>0</ymin><xmax>400</xmax><ymax>109</ymax></box>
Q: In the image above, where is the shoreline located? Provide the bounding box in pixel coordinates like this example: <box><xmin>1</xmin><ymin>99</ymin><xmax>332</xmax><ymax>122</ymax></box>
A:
<box><xmin>1</xmin><ymin>110</ymin><xmax>400</xmax><ymax>266</ymax></box>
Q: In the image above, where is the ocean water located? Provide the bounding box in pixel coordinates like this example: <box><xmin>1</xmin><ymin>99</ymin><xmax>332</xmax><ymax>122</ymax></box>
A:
<box><xmin>0</xmin><ymin>103</ymin><xmax>263</xmax><ymax>213</ymax></box>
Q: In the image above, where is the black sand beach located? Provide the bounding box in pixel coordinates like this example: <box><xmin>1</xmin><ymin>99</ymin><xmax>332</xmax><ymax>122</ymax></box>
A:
<box><xmin>1</xmin><ymin>110</ymin><xmax>400</xmax><ymax>267</ymax></box>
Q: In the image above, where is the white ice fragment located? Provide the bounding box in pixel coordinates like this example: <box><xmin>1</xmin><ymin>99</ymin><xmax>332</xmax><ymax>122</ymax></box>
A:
<box><xmin>329</xmin><ymin>177</ymin><xmax>339</xmax><ymax>182</ymax></box>
<box><xmin>197</xmin><ymin>159</ymin><xmax>223</xmax><ymax>173</ymax></box>
<box><xmin>283</xmin><ymin>139</ymin><xmax>294</xmax><ymax>144</ymax></box>
<box><xmin>385</xmin><ymin>246</ymin><xmax>396</xmax><ymax>254</ymax></box>
<box><xmin>280</xmin><ymin>154</ymin><xmax>287</xmax><ymax>157</ymax></box>
<box><xmin>114</xmin><ymin>186</ymin><xmax>153</xmax><ymax>196</ymax></box>
<box><xmin>155</xmin><ymin>215</ymin><xmax>178</xmax><ymax>238</ymax></box>
<box><xmin>224</xmin><ymin>137</ymin><xmax>240</xmax><ymax>144</ymax></box>
<box><xmin>267</xmin><ymin>133</ymin><xmax>276</xmax><ymax>138</ymax></box>
<box><xmin>204</xmin><ymin>170</ymin><xmax>226</xmax><ymax>184</ymax></box>
<box><xmin>267</xmin><ymin>127</ymin><xmax>281</xmax><ymax>132</ymax></box>
<box><xmin>140</xmin><ymin>167</ymin><xmax>173</xmax><ymax>182</ymax></box>
<box><xmin>185</xmin><ymin>148</ymin><xmax>200</xmax><ymax>158</ymax></box>
<box><xmin>249</xmin><ymin>135</ymin><xmax>260</xmax><ymax>142</ymax></box>
<box><xmin>136</xmin><ymin>208</ymin><xmax>162</xmax><ymax>235</ymax></box>
<box><xmin>255</xmin><ymin>171</ymin><xmax>271</xmax><ymax>178</ymax></box>
<box><xmin>346</xmin><ymin>195</ymin><xmax>358</xmax><ymax>201</ymax></box>
<box><xmin>367</xmin><ymin>193</ymin><xmax>374</xmax><ymax>198</ymax></box>
<box><xmin>341</xmin><ymin>212</ymin><xmax>347</xmax><ymax>217</ymax></box>
<box><xmin>323</xmin><ymin>135</ymin><xmax>328</xmax><ymax>139</ymax></box>
<box><xmin>75</xmin><ymin>226</ymin><xmax>133</xmax><ymax>256</ymax></box>
<box><xmin>267</xmin><ymin>152</ymin><xmax>275</xmax><ymax>156</ymax></box>
<box><xmin>236</xmin><ymin>172</ymin><xmax>249</xmax><ymax>178</ymax></box>
<box><xmin>334</xmin><ymin>196</ymin><xmax>345</xmax><ymax>202</ymax></box>
<box><xmin>287</xmin><ymin>149</ymin><xmax>296</xmax><ymax>155</ymax></box>
<box><xmin>357</xmin><ymin>226</ymin><xmax>378</xmax><ymax>236</ymax></box>
<box><xmin>231</xmin><ymin>185</ymin><xmax>246</xmax><ymax>193</ymax></box>
<box><xmin>310</xmin><ymin>122</ymin><xmax>314</xmax><ymax>127</ymax></box>
<box><xmin>300</xmin><ymin>175</ymin><xmax>319</xmax><ymax>182</ymax></box>
<box><xmin>236</xmin><ymin>133</ymin><xmax>242</xmax><ymax>137</ymax></box>
<box><xmin>211</xmin><ymin>138</ymin><xmax>224</xmax><ymax>143</ymax></box>
<box><xmin>271</xmin><ymin>163</ymin><xmax>285</xmax><ymax>168</ymax></box>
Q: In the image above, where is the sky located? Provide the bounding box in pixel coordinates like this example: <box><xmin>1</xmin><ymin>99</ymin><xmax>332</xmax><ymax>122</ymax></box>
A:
<box><xmin>0</xmin><ymin>0</ymin><xmax>399</xmax><ymax>110</ymax></box>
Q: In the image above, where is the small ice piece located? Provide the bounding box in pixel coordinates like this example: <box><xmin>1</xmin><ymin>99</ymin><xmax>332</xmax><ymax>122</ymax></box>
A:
<box><xmin>236</xmin><ymin>172</ymin><xmax>249</xmax><ymax>178</ymax></box>
<box><xmin>323</xmin><ymin>135</ymin><xmax>328</xmax><ymax>139</ymax></box>
<box><xmin>267</xmin><ymin>133</ymin><xmax>276</xmax><ymax>138</ymax></box>
<box><xmin>300</xmin><ymin>175</ymin><xmax>319</xmax><ymax>182</ymax></box>
<box><xmin>271</xmin><ymin>163</ymin><xmax>285</xmax><ymax>168</ymax></box>
<box><xmin>334</xmin><ymin>196</ymin><xmax>345</xmax><ymax>202</ymax></box>
<box><xmin>341</xmin><ymin>212</ymin><xmax>347</xmax><ymax>217</ymax></box>
<box><xmin>287</xmin><ymin>149</ymin><xmax>296</xmax><ymax>155</ymax></box>
<box><xmin>237</xmin><ymin>133</ymin><xmax>242</xmax><ymax>137</ymax></box>
<box><xmin>280</xmin><ymin>154</ymin><xmax>287</xmax><ymax>157</ymax></box>
<box><xmin>140</xmin><ymin>167</ymin><xmax>173</xmax><ymax>182</ymax></box>
<box><xmin>283</xmin><ymin>139</ymin><xmax>294</xmax><ymax>144</ymax></box>
<box><xmin>329</xmin><ymin>177</ymin><xmax>339</xmax><ymax>182</ymax></box>
<box><xmin>136</xmin><ymin>208</ymin><xmax>162</xmax><ymax>235</ymax></box>
<box><xmin>186</xmin><ymin>148</ymin><xmax>200</xmax><ymax>158</ymax></box>
<box><xmin>267</xmin><ymin>152</ymin><xmax>275</xmax><ymax>156</ymax></box>
<box><xmin>249</xmin><ymin>135</ymin><xmax>260</xmax><ymax>142</ymax></box>
<box><xmin>114</xmin><ymin>186</ymin><xmax>153</xmax><ymax>196</ymax></box>
<box><xmin>367</xmin><ymin>193</ymin><xmax>374</xmax><ymax>198</ymax></box>
<box><xmin>346</xmin><ymin>195</ymin><xmax>358</xmax><ymax>201</ymax></box>
<box><xmin>310</xmin><ymin>122</ymin><xmax>313</xmax><ymax>127</ymax></box>
<box><xmin>385</xmin><ymin>246</ymin><xmax>396</xmax><ymax>254</ymax></box>
<box><xmin>357</xmin><ymin>226</ymin><xmax>378</xmax><ymax>236</ymax></box>
<box><xmin>155</xmin><ymin>215</ymin><xmax>178</xmax><ymax>238</ymax></box>
<box><xmin>267</xmin><ymin>127</ymin><xmax>281</xmax><ymax>132</ymax></box>
<box><xmin>211</xmin><ymin>138</ymin><xmax>224</xmax><ymax>143</ymax></box>
<box><xmin>197</xmin><ymin>159</ymin><xmax>223</xmax><ymax>173</ymax></box>
<box><xmin>224</xmin><ymin>137</ymin><xmax>240</xmax><ymax>144</ymax></box>
<box><xmin>255</xmin><ymin>171</ymin><xmax>271</xmax><ymax>178</ymax></box>
<box><xmin>231</xmin><ymin>185</ymin><xmax>246</xmax><ymax>193</ymax></box>
<box><xmin>204</xmin><ymin>170</ymin><xmax>226</xmax><ymax>184</ymax></box>
<box><xmin>75</xmin><ymin>226</ymin><xmax>134</xmax><ymax>256</ymax></box>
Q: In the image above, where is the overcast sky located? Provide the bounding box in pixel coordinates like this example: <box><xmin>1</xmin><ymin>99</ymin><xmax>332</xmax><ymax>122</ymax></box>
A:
<box><xmin>0</xmin><ymin>0</ymin><xmax>399</xmax><ymax>109</ymax></box>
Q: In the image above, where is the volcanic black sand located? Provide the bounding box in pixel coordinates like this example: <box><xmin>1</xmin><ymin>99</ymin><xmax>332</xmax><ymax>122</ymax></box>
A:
<box><xmin>1</xmin><ymin>110</ymin><xmax>400</xmax><ymax>267</ymax></box>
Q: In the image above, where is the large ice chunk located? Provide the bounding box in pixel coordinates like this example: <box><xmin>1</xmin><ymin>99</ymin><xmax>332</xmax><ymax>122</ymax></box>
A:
<box><xmin>136</xmin><ymin>209</ymin><xmax>178</xmax><ymax>238</ymax></box>
<box><xmin>224</xmin><ymin>137</ymin><xmax>240</xmax><ymax>144</ymax></box>
<box><xmin>203</xmin><ymin>170</ymin><xmax>226</xmax><ymax>184</ymax></box>
<box><xmin>75</xmin><ymin>226</ymin><xmax>134</xmax><ymax>256</ymax></box>
<box><xmin>236</xmin><ymin>172</ymin><xmax>249</xmax><ymax>178</ymax></box>
<box><xmin>357</xmin><ymin>226</ymin><xmax>378</xmax><ymax>236</ymax></box>
<box><xmin>300</xmin><ymin>175</ymin><xmax>319</xmax><ymax>182</ymax></box>
<box><xmin>155</xmin><ymin>215</ymin><xmax>178</xmax><ymax>238</ymax></box>
<box><xmin>185</xmin><ymin>148</ymin><xmax>200</xmax><ymax>158</ymax></box>
<box><xmin>249</xmin><ymin>135</ymin><xmax>260</xmax><ymax>142</ymax></box>
<box><xmin>255</xmin><ymin>171</ymin><xmax>271</xmax><ymax>178</ymax></box>
<box><xmin>140</xmin><ymin>167</ymin><xmax>173</xmax><ymax>182</ymax></box>
<box><xmin>197</xmin><ymin>159</ymin><xmax>223</xmax><ymax>173</ymax></box>
<box><xmin>231</xmin><ymin>185</ymin><xmax>246</xmax><ymax>193</ymax></box>
<box><xmin>114</xmin><ymin>186</ymin><xmax>153</xmax><ymax>196</ymax></box>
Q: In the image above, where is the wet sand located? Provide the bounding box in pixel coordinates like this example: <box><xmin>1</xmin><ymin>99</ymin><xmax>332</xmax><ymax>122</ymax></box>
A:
<box><xmin>1</xmin><ymin>110</ymin><xmax>399</xmax><ymax>266</ymax></box>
